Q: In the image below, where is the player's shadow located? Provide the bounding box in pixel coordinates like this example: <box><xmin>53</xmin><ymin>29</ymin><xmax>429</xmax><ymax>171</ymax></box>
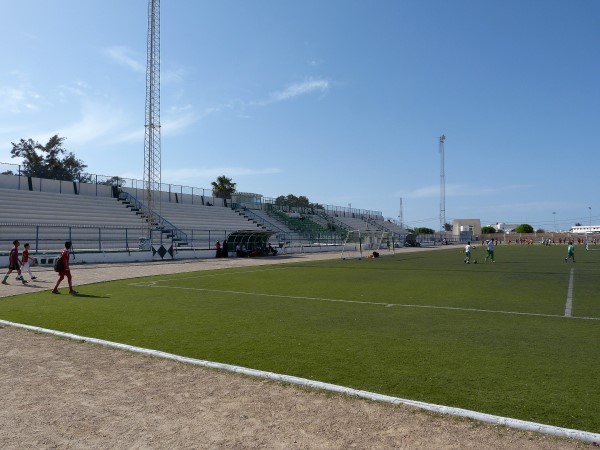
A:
<box><xmin>19</xmin><ymin>283</ymin><xmax>47</xmax><ymax>290</ymax></box>
<box><xmin>70</xmin><ymin>293</ymin><xmax>111</xmax><ymax>299</ymax></box>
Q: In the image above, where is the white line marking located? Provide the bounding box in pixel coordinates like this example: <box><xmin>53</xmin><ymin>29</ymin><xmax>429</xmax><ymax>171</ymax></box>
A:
<box><xmin>129</xmin><ymin>283</ymin><xmax>600</xmax><ymax>322</ymax></box>
<box><xmin>2</xmin><ymin>319</ymin><xmax>599</xmax><ymax>444</ymax></box>
<box><xmin>564</xmin><ymin>268</ymin><xmax>574</xmax><ymax>317</ymax></box>
<box><xmin>144</xmin><ymin>267</ymin><xmax>294</xmax><ymax>283</ymax></box>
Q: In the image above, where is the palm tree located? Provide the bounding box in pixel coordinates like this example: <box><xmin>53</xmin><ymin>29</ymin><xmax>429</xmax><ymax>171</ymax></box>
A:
<box><xmin>211</xmin><ymin>175</ymin><xmax>236</xmax><ymax>199</ymax></box>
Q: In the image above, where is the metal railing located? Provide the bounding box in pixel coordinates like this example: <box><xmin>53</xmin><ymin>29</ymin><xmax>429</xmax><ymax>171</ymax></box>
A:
<box><xmin>1</xmin><ymin>161</ymin><xmax>382</xmax><ymax>218</ymax></box>
<box><xmin>0</xmin><ymin>223</ymin><xmax>146</xmax><ymax>254</ymax></box>
<box><xmin>0</xmin><ymin>223</ymin><xmax>345</xmax><ymax>256</ymax></box>
<box><xmin>119</xmin><ymin>191</ymin><xmax>189</xmax><ymax>245</ymax></box>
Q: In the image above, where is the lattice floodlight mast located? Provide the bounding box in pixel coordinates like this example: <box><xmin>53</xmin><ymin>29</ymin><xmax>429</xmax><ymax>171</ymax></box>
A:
<box><xmin>439</xmin><ymin>134</ymin><xmax>446</xmax><ymax>233</ymax></box>
<box><xmin>143</xmin><ymin>0</ymin><xmax>161</xmax><ymax>236</ymax></box>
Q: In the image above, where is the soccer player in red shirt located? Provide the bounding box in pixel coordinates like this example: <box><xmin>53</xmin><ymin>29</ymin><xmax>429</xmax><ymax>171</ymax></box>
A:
<box><xmin>20</xmin><ymin>242</ymin><xmax>37</xmax><ymax>281</ymax></box>
<box><xmin>52</xmin><ymin>241</ymin><xmax>78</xmax><ymax>295</ymax></box>
<box><xmin>2</xmin><ymin>240</ymin><xmax>27</xmax><ymax>285</ymax></box>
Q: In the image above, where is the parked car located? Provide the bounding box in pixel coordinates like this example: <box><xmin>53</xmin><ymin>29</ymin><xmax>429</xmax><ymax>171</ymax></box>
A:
<box><xmin>404</xmin><ymin>233</ymin><xmax>421</xmax><ymax>247</ymax></box>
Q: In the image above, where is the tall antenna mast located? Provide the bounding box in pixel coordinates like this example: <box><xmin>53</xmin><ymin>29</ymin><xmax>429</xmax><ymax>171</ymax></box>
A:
<box><xmin>143</xmin><ymin>0</ymin><xmax>161</xmax><ymax>236</ymax></box>
<box><xmin>399</xmin><ymin>197</ymin><xmax>404</xmax><ymax>229</ymax></box>
<box><xmin>439</xmin><ymin>134</ymin><xmax>446</xmax><ymax>232</ymax></box>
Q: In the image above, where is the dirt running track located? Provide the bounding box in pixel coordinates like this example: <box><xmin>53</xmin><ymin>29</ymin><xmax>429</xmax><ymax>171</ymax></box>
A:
<box><xmin>0</xmin><ymin>249</ymin><xmax>589</xmax><ymax>448</ymax></box>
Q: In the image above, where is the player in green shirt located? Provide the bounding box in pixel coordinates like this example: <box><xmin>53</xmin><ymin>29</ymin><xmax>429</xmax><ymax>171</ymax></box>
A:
<box><xmin>565</xmin><ymin>242</ymin><xmax>575</xmax><ymax>263</ymax></box>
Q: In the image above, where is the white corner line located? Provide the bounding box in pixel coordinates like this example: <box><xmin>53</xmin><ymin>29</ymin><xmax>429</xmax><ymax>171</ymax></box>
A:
<box><xmin>1</xmin><ymin>319</ymin><xmax>599</xmax><ymax>444</ymax></box>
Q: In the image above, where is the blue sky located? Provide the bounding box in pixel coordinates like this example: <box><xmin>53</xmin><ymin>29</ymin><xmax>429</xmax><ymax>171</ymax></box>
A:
<box><xmin>1</xmin><ymin>1</ymin><xmax>599</xmax><ymax>231</ymax></box>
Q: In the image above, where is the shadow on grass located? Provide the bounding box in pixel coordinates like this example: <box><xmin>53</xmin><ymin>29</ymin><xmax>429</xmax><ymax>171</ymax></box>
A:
<box><xmin>69</xmin><ymin>293</ymin><xmax>111</xmax><ymax>299</ymax></box>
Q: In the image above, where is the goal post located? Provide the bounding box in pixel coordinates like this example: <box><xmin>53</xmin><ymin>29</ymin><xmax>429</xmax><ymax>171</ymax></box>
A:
<box><xmin>340</xmin><ymin>230</ymin><xmax>396</xmax><ymax>260</ymax></box>
<box><xmin>585</xmin><ymin>233</ymin><xmax>600</xmax><ymax>251</ymax></box>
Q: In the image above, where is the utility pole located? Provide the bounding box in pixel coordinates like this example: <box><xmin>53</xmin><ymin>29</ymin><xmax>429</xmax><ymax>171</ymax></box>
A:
<box><xmin>143</xmin><ymin>0</ymin><xmax>161</xmax><ymax>237</ymax></box>
<box><xmin>439</xmin><ymin>134</ymin><xmax>446</xmax><ymax>232</ymax></box>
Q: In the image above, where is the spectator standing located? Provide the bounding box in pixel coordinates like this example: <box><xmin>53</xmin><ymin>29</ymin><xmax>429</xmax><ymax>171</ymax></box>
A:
<box><xmin>52</xmin><ymin>241</ymin><xmax>77</xmax><ymax>295</ymax></box>
<box><xmin>20</xmin><ymin>242</ymin><xmax>37</xmax><ymax>281</ymax></box>
<box><xmin>2</xmin><ymin>240</ymin><xmax>27</xmax><ymax>285</ymax></box>
<box><xmin>221</xmin><ymin>239</ymin><xmax>228</xmax><ymax>258</ymax></box>
<box><xmin>215</xmin><ymin>240</ymin><xmax>221</xmax><ymax>258</ymax></box>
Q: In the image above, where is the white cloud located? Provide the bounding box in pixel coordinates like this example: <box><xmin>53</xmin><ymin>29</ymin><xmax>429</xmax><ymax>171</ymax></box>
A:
<box><xmin>103</xmin><ymin>46</ymin><xmax>145</xmax><ymax>73</ymax></box>
<box><xmin>191</xmin><ymin>78</ymin><xmax>332</xmax><ymax>121</ymax></box>
<box><xmin>0</xmin><ymin>72</ymin><xmax>42</xmax><ymax>114</ymax></box>
<box><xmin>162</xmin><ymin>66</ymin><xmax>187</xmax><ymax>85</ymax></box>
<box><xmin>269</xmin><ymin>78</ymin><xmax>330</xmax><ymax>102</ymax></box>
<box><xmin>57</xmin><ymin>81</ymin><xmax>90</xmax><ymax>98</ymax></box>
<box><xmin>162</xmin><ymin>104</ymin><xmax>197</xmax><ymax>134</ymax></box>
<box><xmin>109</xmin><ymin>103</ymin><xmax>198</xmax><ymax>145</ymax></box>
<box><xmin>55</xmin><ymin>101</ymin><xmax>127</xmax><ymax>146</ymax></box>
<box><xmin>109</xmin><ymin>127</ymin><xmax>143</xmax><ymax>145</ymax></box>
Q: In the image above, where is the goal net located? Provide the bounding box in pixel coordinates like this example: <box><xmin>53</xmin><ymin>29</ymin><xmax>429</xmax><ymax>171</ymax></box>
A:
<box><xmin>585</xmin><ymin>233</ymin><xmax>600</xmax><ymax>251</ymax></box>
<box><xmin>340</xmin><ymin>230</ymin><xmax>396</xmax><ymax>260</ymax></box>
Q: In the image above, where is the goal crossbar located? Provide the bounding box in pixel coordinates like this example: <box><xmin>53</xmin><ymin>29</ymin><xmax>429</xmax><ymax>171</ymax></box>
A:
<box><xmin>340</xmin><ymin>230</ymin><xmax>396</xmax><ymax>260</ymax></box>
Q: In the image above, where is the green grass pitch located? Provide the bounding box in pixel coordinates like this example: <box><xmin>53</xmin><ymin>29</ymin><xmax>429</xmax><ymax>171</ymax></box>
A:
<box><xmin>1</xmin><ymin>244</ymin><xmax>599</xmax><ymax>433</ymax></box>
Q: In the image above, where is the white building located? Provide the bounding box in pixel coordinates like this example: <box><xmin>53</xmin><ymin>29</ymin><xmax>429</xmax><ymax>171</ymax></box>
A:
<box><xmin>452</xmin><ymin>219</ymin><xmax>481</xmax><ymax>238</ymax></box>
<box><xmin>570</xmin><ymin>225</ymin><xmax>600</xmax><ymax>234</ymax></box>
<box><xmin>493</xmin><ymin>222</ymin><xmax>519</xmax><ymax>233</ymax></box>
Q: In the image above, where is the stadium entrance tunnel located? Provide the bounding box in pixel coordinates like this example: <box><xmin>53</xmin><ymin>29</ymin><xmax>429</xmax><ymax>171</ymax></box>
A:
<box><xmin>226</xmin><ymin>230</ymin><xmax>278</xmax><ymax>257</ymax></box>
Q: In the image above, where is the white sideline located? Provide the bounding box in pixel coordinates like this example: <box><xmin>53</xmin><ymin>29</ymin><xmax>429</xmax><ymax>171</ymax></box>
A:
<box><xmin>2</xmin><ymin>319</ymin><xmax>599</xmax><ymax>445</ymax></box>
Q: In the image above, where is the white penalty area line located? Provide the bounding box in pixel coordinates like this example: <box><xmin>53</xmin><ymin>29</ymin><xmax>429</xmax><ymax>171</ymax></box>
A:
<box><xmin>129</xmin><ymin>282</ymin><xmax>600</xmax><ymax>322</ymax></box>
<box><xmin>1</xmin><ymin>319</ymin><xmax>598</xmax><ymax>445</ymax></box>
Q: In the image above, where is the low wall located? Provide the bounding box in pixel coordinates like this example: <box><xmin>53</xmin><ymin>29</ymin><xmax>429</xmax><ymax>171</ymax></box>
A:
<box><xmin>42</xmin><ymin>244</ymin><xmax>345</xmax><ymax>265</ymax></box>
<box><xmin>479</xmin><ymin>233</ymin><xmax>588</xmax><ymax>244</ymax></box>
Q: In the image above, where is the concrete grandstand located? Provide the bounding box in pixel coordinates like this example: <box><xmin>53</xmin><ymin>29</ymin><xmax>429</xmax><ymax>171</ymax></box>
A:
<box><xmin>0</xmin><ymin>170</ymin><xmax>408</xmax><ymax>263</ymax></box>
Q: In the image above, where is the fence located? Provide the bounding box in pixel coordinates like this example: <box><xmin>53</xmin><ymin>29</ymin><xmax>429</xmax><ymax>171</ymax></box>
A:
<box><xmin>0</xmin><ymin>224</ymin><xmax>147</xmax><ymax>254</ymax></box>
<box><xmin>0</xmin><ymin>162</ymin><xmax>219</xmax><ymax>205</ymax></box>
<box><xmin>0</xmin><ymin>223</ymin><xmax>347</xmax><ymax>257</ymax></box>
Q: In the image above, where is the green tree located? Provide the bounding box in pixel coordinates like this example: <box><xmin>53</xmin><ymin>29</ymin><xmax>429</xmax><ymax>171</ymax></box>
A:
<box><xmin>211</xmin><ymin>175</ymin><xmax>236</xmax><ymax>199</ymax></box>
<box><xmin>99</xmin><ymin>176</ymin><xmax>126</xmax><ymax>187</ymax></box>
<box><xmin>275</xmin><ymin>194</ymin><xmax>311</xmax><ymax>207</ymax></box>
<box><xmin>99</xmin><ymin>176</ymin><xmax>127</xmax><ymax>197</ymax></box>
<box><xmin>515</xmin><ymin>224</ymin><xmax>534</xmax><ymax>234</ymax></box>
<box><xmin>414</xmin><ymin>227</ymin><xmax>435</xmax><ymax>234</ymax></box>
<box><xmin>11</xmin><ymin>135</ymin><xmax>88</xmax><ymax>181</ymax></box>
<box><xmin>481</xmin><ymin>226</ymin><xmax>496</xmax><ymax>234</ymax></box>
